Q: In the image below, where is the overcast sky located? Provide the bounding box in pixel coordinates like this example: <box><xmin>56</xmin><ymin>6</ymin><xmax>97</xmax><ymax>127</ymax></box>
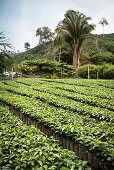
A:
<box><xmin>0</xmin><ymin>0</ymin><xmax>114</xmax><ymax>52</ymax></box>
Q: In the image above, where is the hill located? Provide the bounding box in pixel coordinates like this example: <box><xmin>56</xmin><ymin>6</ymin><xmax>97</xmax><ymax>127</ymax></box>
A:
<box><xmin>13</xmin><ymin>33</ymin><xmax>114</xmax><ymax>66</ymax></box>
<box><xmin>13</xmin><ymin>42</ymin><xmax>54</xmax><ymax>65</ymax></box>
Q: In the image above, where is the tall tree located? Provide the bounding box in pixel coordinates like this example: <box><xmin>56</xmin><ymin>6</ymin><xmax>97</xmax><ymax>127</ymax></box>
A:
<box><xmin>99</xmin><ymin>17</ymin><xmax>109</xmax><ymax>38</ymax></box>
<box><xmin>24</xmin><ymin>42</ymin><xmax>30</xmax><ymax>51</ymax></box>
<box><xmin>53</xmin><ymin>32</ymin><xmax>64</xmax><ymax>62</ymax></box>
<box><xmin>0</xmin><ymin>31</ymin><xmax>11</xmax><ymax>51</ymax></box>
<box><xmin>60</xmin><ymin>10</ymin><xmax>96</xmax><ymax>68</ymax></box>
<box><xmin>0</xmin><ymin>31</ymin><xmax>13</xmax><ymax>73</ymax></box>
<box><xmin>36</xmin><ymin>27</ymin><xmax>54</xmax><ymax>44</ymax></box>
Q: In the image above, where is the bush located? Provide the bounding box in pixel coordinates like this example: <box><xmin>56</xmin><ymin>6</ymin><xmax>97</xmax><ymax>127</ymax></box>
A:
<box><xmin>103</xmin><ymin>66</ymin><xmax>114</xmax><ymax>79</ymax></box>
<box><xmin>76</xmin><ymin>64</ymin><xmax>97</xmax><ymax>79</ymax></box>
<box><xmin>76</xmin><ymin>64</ymin><xmax>114</xmax><ymax>79</ymax></box>
<box><xmin>89</xmin><ymin>51</ymin><xmax>114</xmax><ymax>65</ymax></box>
<box><xmin>95</xmin><ymin>64</ymin><xmax>111</xmax><ymax>79</ymax></box>
<box><xmin>45</xmin><ymin>74</ymin><xmax>59</xmax><ymax>79</ymax></box>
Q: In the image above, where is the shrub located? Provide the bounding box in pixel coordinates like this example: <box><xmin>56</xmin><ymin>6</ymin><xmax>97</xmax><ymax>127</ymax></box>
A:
<box><xmin>89</xmin><ymin>51</ymin><xmax>114</xmax><ymax>65</ymax></box>
<box><xmin>103</xmin><ymin>65</ymin><xmax>114</xmax><ymax>79</ymax></box>
<box><xmin>95</xmin><ymin>64</ymin><xmax>111</xmax><ymax>79</ymax></box>
<box><xmin>76</xmin><ymin>64</ymin><xmax>114</xmax><ymax>79</ymax></box>
<box><xmin>76</xmin><ymin>64</ymin><xmax>97</xmax><ymax>79</ymax></box>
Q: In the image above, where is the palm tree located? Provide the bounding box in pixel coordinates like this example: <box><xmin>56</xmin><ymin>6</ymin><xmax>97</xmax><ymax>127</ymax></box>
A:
<box><xmin>99</xmin><ymin>17</ymin><xmax>109</xmax><ymax>38</ymax></box>
<box><xmin>60</xmin><ymin>10</ymin><xmax>96</xmax><ymax>68</ymax></box>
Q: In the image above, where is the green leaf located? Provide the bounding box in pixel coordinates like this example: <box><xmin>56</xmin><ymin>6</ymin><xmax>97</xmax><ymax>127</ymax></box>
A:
<box><xmin>37</xmin><ymin>160</ymin><xmax>43</xmax><ymax>166</ymax></box>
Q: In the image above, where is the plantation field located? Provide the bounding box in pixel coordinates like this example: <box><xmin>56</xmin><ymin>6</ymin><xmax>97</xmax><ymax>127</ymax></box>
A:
<box><xmin>0</xmin><ymin>78</ymin><xmax>114</xmax><ymax>169</ymax></box>
<box><xmin>0</xmin><ymin>105</ymin><xmax>88</xmax><ymax>170</ymax></box>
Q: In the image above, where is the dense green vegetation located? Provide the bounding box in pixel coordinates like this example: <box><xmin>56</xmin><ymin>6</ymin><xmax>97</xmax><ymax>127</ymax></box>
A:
<box><xmin>18</xmin><ymin>59</ymin><xmax>75</xmax><ymax>78</ymax></box>
<box><xmin>13</xmin><ymin>33</ymin><xmax>114</xmax><ymax>79</ymax></box>
<box><xmin>0</xmin><ymin>105</ymin><xmax>88</xmax><ymax>169</ymax></box>
<box><xmin>0</xmin><ymin>78</ymin><xmax>114</xmax><ymax>169</ymax></box>
<box><xmin>14</xmin><ymin>33</ymin><xmax>114</xmax><ymax>79</ymax></box>
<box><xmin>76</xmin><ymin>64</ymin><xmax>114</xmax><ymax>79</ymax></box>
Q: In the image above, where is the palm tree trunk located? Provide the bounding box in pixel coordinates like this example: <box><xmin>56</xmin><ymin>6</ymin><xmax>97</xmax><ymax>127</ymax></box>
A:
<box><xmin>73</xmin><ymin>46</ymin><xmax>77</xmax><ymax>69</ymax></box>
<box><xmin>77</xmin><ymin>47</ymin><xmax>81</xmax><ymax>68</ymax></box>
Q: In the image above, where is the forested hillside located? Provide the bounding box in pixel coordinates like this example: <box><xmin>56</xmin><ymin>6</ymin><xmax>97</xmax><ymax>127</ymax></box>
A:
<box><xmin>13</xmin><ymin>33</ymin><xmax>114</xmax><ymax>66</ymax></box>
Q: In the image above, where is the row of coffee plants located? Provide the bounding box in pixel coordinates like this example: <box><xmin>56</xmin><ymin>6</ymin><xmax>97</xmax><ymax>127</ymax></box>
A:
<box><xmin>0</xmin><ymin>81</ymin><xmax>113</xmax><ymax>122</ymax></box>
<box><xmin>0</xmin><ymin>105</ymin><xmax>89</xmax><ymax>170</ymax></box>
<box><xmin>0</xmin><ymin>89</ymin><xmax>113</xmax><ymax>168</ymax></box>
<box><xmin>12</xmin><ymin>80</ymin><xmax>114</xmax><ymax>111</ymax></box>
<box><xmin>16</xmin><ymin>78</ymin><xmax>114</xmax><ymax>100</ymax></box>
<box><xmin>3</xmin><ymin>80</ymin><xmax>114</xmax><ymax>110</ymax></box>
<box><xmin>38</xmin><ymin>79</ymin><xmax>114</xmax><ymax>89</ymax></box>
<box><xmin>39</xmin><ymin>79</ymin><xmax>114</xmax><ymax>98</ymax></box>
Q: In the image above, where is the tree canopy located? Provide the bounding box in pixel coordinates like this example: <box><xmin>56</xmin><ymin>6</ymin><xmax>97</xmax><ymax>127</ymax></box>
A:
<box><xmin>24</xmin><ymin>42</ymin><xmax>30</xmax><ymax>51</ymax></box>
<box><xmin>36</xmin><ymin>27</ymin><xmax>54</xmax><ymax>44</ymax></box>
